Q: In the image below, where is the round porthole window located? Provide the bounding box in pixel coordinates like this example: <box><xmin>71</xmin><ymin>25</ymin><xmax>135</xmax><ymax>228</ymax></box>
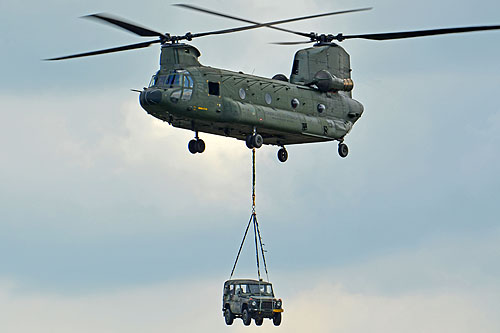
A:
<box><xmin>239</xmin><ymin>88</ymin><xmax>246</xmax><ymax>100</ymax></box>
<box><xmin>265</xmin><ymin>93</ymin><xmax>272</xmax><ymax>105</ymax></box>
<box><xmin>317</xmin><ymin>104</ymin><xmax>326</xmax><ymax>113</ymax></box>
<box><xmin>291</xmin><ymin>98</ymin><xmax>299</xmax><ymax>108</ymax></box>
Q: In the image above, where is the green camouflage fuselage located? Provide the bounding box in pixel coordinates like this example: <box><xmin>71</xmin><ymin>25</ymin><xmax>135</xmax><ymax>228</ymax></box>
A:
<box><xmin>140</xmin><ymin>43</ymin><xmax>363</xmax><ymax>146</ymax></box>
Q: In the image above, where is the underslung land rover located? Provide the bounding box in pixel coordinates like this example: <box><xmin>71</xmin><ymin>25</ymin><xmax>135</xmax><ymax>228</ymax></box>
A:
<box><xmin>222</xmin><ymin>279</ymin><xmax>283</xmax><ymax>326</ymax></box>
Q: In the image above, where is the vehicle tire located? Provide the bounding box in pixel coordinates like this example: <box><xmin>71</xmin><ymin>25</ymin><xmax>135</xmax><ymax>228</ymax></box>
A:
<box><xmin>277</xmin><ymin>148</ymin><xmax>288</xmax><ymax>162</ymax></box>
<box><xmin>273</xmin><ymin>312</ymin><xmax>282</xmax><ymax>326</ymax></box>
<box><xmin>242</xmin><ymin>308</ymin><xmax>251</xmax><ymax>326</ymax></box>
<box><xmin>338</xmin><ymin>143</ymin><xmax>349</xmax><ymax>158</ymax></box>
<box><xmin>188</xmin><ymin>139</ymin><xmax>198</xmax><ymax>154</ymax></box>
<box><xmin>255</xmin><ymin>317</ymin><xmax>263</xmax><ymax>326</ymax></box>
<box><xmin>195</xmin><ymin>139</ymin><xmax>205</xmax><ymax>153</ymax></box>
<box><xmin>224</xmin><ymin>308</ymin><xmax>234</xmax><ymax>325</ymax></box>
<box><xmin>252</xmin><ymin>134</ymin><xmax>263</xmax><ymax>149</ymax></box>
<box><xmin>246</xmin><ymin>134</ymin><xmax>254</xmax><ymax>149</ymax></box>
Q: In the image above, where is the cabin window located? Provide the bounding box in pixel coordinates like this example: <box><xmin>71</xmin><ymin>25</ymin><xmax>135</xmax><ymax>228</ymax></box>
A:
<box><xmin>291</xmin><ymin>98</ymin><xmax>299</xmax><ymax>108</ymax></box>
<box><xmin>208</xmin><ymin>81</ymin><xmax>220</xmax><ymax>96</ymax></box>
<box><xmin>317</xmin><ymin>104</ymin><xmax>326</xmax><ymax>113</ymax></box>
<box><xmin>239</xmin><ymin>88</ymin><xmax>246</xmax><ymax>100</ymax></box>
<box><xmin>265</xmin><ymin>93</ymin><xmax>272</xmax><ymax>105</ymax></box>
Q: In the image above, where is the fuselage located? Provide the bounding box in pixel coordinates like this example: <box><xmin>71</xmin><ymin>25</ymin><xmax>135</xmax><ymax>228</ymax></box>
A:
<box><xmin>139</xmin><ymin>44</ymin><xmax>364</xmax><ymax>147</ymax></box>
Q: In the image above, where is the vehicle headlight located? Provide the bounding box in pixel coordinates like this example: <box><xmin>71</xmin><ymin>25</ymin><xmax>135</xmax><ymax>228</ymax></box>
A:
<box><xmin>276</xmin><ymin>300</ymin><xmax>282</xmax><ymax>308</ymax></box>
<box><xmin>251</xmin><ymin>300</ymin><xmax>257</xmax><ymax>307</ymax></box>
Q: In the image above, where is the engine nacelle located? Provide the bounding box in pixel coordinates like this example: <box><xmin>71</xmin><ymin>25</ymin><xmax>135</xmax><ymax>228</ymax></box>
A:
<box><xmin>312</xmin><ymin>70</ymin><xmax>354</xmax><ymax>93</ymax></box>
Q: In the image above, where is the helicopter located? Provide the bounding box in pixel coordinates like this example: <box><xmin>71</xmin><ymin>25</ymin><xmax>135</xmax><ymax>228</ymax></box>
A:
<box><xmin>47</xmin><ymin>4</ymin><xmax>500</xmax><ymax>162</ymax></box>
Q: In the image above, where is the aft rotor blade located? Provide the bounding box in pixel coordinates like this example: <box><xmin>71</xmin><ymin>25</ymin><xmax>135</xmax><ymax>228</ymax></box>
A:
<box><xmin>270</xmin><ymin>41</ymin><xmax>314</xmax><ymax>45</ymax></box>
<box><xmin>340</xmin><ymin>25</ymin><xmax>500</xmax><ymax>41</ymax></box>
<box><xmin>175</xmin><ymin>4</ymin><xmax>372</xmax><ymax>39</ymax></box>
<box><xmin>84</xmin><ymin>13</ymin><xmax>166</xmax><ymax>38</ymax></box>
<box><xmin>45</xmin><ymin>40</ymin><xmax>160</xmax><ymax>61</ymax></box>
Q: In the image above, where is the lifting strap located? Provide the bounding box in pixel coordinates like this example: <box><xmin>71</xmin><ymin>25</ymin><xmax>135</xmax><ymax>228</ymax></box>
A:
<box><xmin>229</xmin><ymin>148</ymin><xmax>269</xmax><ymax>281</ymax></box>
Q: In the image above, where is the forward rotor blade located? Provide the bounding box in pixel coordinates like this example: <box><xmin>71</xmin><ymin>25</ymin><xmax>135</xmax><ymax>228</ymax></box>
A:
<box><xmin>341</xmin><ymin>25</ymin><xmax>500</xmax><ymax>41</ymax></box>
<box><xmin>175</xmin><ymin>4</ymin><xmax>372</xmax><ymax>39</ymax></box>
<box><xmin>84</xmin><ymin>13</ymin><xmax>166</xmax><ymax>38</ymax></box>
<box><xmin>44</xmin><ymin>40</ymin><xmax>160</xmax><ymax>61</ymax></box>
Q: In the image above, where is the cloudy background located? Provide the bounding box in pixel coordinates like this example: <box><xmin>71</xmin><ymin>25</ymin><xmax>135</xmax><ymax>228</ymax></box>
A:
<box><xmin>1</xmin><ymin>0</ymin><xmax>500</xmax><ymax>331</ymax></box>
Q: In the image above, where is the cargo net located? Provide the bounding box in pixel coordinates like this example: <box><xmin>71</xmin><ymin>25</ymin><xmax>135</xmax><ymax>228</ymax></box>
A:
<box><xmin>229</xmin><ymin>148</ymin><xmax>269</xmax><ymax>282</ymax></box>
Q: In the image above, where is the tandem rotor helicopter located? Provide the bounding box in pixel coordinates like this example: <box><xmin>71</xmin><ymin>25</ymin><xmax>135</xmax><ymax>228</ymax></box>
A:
<box><xmin>47</xmin><ymin>4</ymin><xmax>500</xmax><ymax>162</ymax></box>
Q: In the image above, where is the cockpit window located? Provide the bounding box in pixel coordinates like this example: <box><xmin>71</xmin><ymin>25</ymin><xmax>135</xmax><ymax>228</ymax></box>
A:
<box><xmin>182</xmin><ymin>75</ymin><xmax>194</xmax><ymax>101</ymax></box>
<box><xmin>149</xmin><ymin>70</ymin><xmax>194</xmax><ymax>101</ymax></box>
<box><xmin>149</xmin><ymin>73</ymin><xmax>158</xmax><ymax>87</ymax></box>
<box><xmin>166</xmin><ymin>74</ymin><xmax>181</xmax><ymax>87</ymax></box>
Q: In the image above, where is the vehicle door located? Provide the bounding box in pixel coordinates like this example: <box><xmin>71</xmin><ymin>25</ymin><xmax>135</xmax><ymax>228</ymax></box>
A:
<box><xmin>231</xmin><ymin>284</ymin><xmax>243</xmax><ymax>314</ymax></box>
<box><xmin>224</xmin><ymin>284</ymin><xmax>233</xmax><ymax>306</ymax></box>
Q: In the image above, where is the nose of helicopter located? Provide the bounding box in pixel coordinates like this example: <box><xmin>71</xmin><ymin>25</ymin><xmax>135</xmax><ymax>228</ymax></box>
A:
<box><xmin>140</xmin><ymin>89</ymin><xmax>163</xmax><ymax>105</ymax></box>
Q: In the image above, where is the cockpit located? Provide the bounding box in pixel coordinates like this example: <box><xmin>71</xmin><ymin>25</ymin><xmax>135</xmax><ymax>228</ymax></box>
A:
<box><xmin>149</xmin><ymin>70</ymin><xmax>194</xmax><ymax>101</ymax></box>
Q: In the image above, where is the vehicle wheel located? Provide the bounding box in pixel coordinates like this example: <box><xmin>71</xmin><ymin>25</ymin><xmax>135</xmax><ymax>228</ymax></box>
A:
<box><xmin>251</xmin><ymin>134</ymin><xmax>263</xmax><ymax>149</ymax></box>
<box><xmin>273</xmin><ymin>312</ymin><xmax>282</xmax><ymax>326</ymax></box>
<box><xmin>242</xmin><ymin>308</ymin><xmax>251</xmax><ymax>326</ymax></box>
<box><xmin>224</xmin><ymin>308</ymin><xmax>234</xmax><ymax>325</ymax></box>
<box><xmin>195</xmin><ymin>139</ymin><xmax>205</xmax><ymax>153</ymax></box>
<box><xmin>188</xmin><ymin>139</ymin><xmax>198</xmax><ymax>154</ymax></box>
<box><xmin>338</xmin><ymin>143</ymin><xmax>349</xmax><ymax>158</ymax></box>
<box><xmin>246</xmin><ymin>134</ymin><xmax>254</xmax><ymax>149</ymax></box>
<box><xmin>254</xmin><ymin>317</ymin><xmax>263</xmax><ymax>326</ymax></box>
<box><xmin>277</xmin><ymin>148</ymin><xmax>288</xmax><ymax>162</ymax></box>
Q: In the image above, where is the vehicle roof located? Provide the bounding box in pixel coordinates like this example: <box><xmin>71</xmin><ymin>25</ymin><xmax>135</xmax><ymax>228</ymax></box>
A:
<box><xmin>224</xmin><ymin>279</ymin><xmax>272</xmax><ymax>286</ymax></box>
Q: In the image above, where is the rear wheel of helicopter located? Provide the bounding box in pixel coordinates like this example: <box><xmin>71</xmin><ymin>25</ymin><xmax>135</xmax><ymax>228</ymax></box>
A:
<box><xmin>338</xmin><ymin>143</ymin><xmax>349</xmax><ymax>158</ymax></box>
<box><xmin>277</xmin><ymin>148</ymin><xmax>288</xmax><ymax>162</ymax></box>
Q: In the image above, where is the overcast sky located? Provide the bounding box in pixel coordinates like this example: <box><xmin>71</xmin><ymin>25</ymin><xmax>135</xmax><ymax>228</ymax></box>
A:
<box><xmin>1</xmin><ymin>0</ymin><xmax>500</xmax><ymax>332</ymax></box>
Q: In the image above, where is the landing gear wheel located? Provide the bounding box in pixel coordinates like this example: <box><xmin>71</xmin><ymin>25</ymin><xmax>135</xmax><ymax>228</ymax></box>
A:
<box><xmin>245</xmin><ymin>133</ymin><xmax>263</xmax><ymax>149</ymax></box>
<box><xmin>188</xmin><ymin>139</ymin><xmax>197</xmax><ymax>154</ymax></box>
<box><xmin>224</xmin><ymin>308</ymin><xmax>234</xmax><ymax>325</ymax></box>
<box><xmin>277</xmin><ymin>148</ymin><xmax>288</xmax><ymax>162</ymax></box>
<box><xmin>251</xmin><ymin>134</ymin><xmax>263</xmax><ymax>148</ymax></box>
<box><xmin>195</xmin><ymin>139</ymin><xmax>205</xmax><ymax>153</ymax></box>
<box><xmin>273</xmin><ymin>312</ymin><xmax>282</xmax><ymax>326</ymax></box>
<box><xmin>338</xmin><ymin>143</ymin><xmax>349</xmax><ymax>158</ymax></box>
<box><xmin>246</xmin><ymin>134</ymin><xmax>254</xmax><ymax>149</ymax></box>
<box><xmin>188</xmin><ymin>139</ymin><xmax>205</xmax><ymax>154</ymax></box>
<box><xmin>242</xmin><ymin>308</ymin><xmax>251</xmax><ymax>326</ymax></box>
<box><xmin>255</xmin><ymin>317</ymin><xmax>263</xmax><ymax>326</ymax></box>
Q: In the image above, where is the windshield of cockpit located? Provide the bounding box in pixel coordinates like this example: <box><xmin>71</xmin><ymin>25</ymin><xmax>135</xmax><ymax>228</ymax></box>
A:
<box><xmin>247</xmin><ymin>284</ymin><xmax>273</xmax><ymax>296</ymax></box>
<box><xmin>149</xmin><ymin>70</ymin><xmax>194</xmax><ymax>101</ymax></box>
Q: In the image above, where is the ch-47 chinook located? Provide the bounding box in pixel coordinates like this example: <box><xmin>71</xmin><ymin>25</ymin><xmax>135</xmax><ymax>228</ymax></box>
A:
<box><xmin>47</xmin><ymin>4</ymin><xmax>500</xmax><ymax>162</ymax></box>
